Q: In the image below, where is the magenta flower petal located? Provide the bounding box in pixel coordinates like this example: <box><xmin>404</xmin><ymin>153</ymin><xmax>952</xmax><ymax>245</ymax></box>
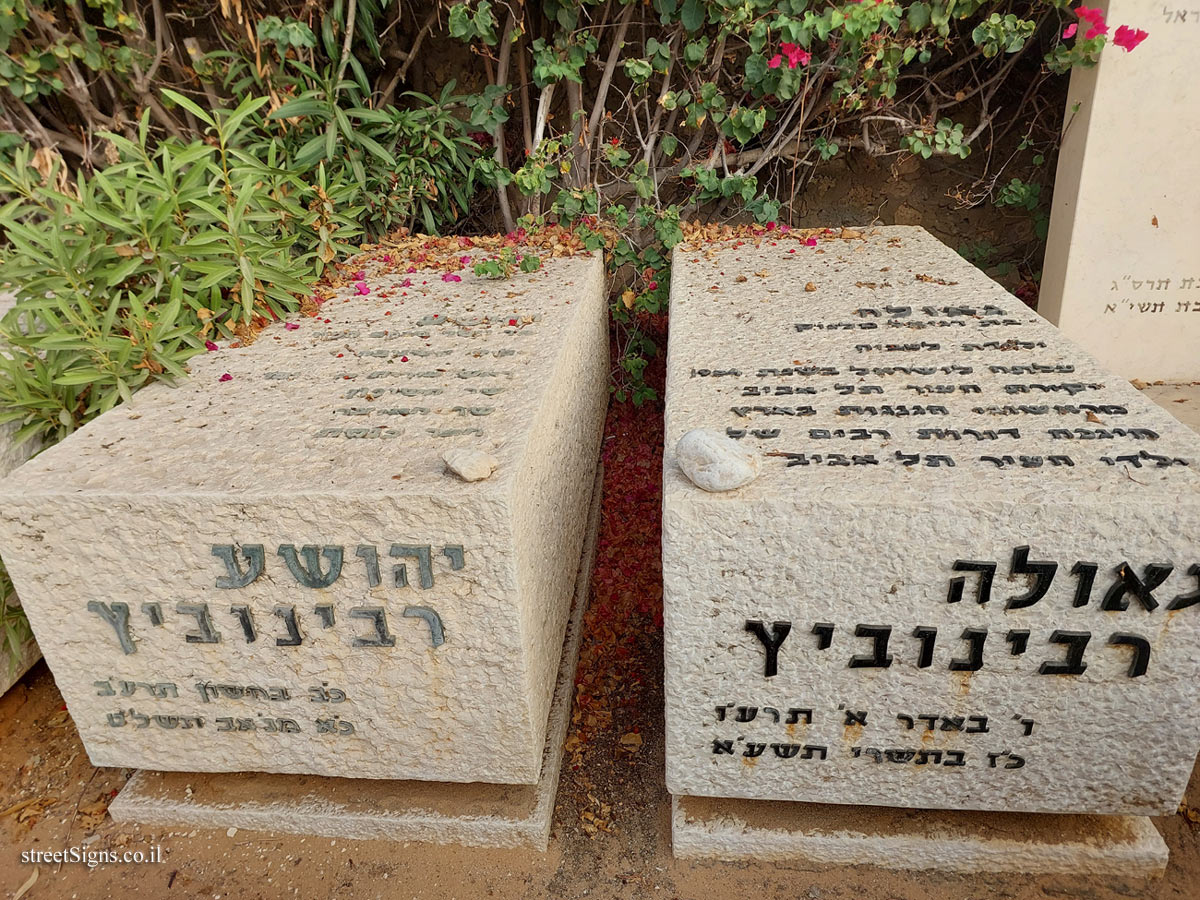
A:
<box><xmin>284</xmin><ymin>322</ymin><xmax>300</xmax><ymax>331</ymax></box>
<box><xmin>1113</xmin><ymin>24</ymin><xmax>1148</xmax><ymax>50</ymax></box>
<box><xmin>1062</xmin><ymin>23</ymin><xmax>1077</xmax><ymax>38</ymax></box>
<box><xmin>219</xmin><ymin>373</ymin><xmax>232</xmax><ymax>382</ymax></box>
<box><xmin>204</xmin><ymin>340</ymin><xmax>219</xmax><ymax>352</ymax></box>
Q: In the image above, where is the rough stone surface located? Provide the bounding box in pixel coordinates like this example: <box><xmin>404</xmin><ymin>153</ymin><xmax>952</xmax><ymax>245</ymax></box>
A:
<box><xmin>671</xmin><ymin>795</ymin><xmax>1168</xmax><ymax>876</ymax></box>
<box><xmin>0</xmin><ymin>631</ymin><xmax>40</xmax><ymax>695</ymax></box>
<box><xmin>675</xmin><ymin>428</ymin><xmax>759</xmax><ymax>492</ymax></box>
<box><xmin>442</xmin><ymin>447</ymin><xmax>499</xmax><ymax>482</ymax></box>
<box><xmin>1039</xmin><ymin>2</ymin><xmax>1199</xmax><ymax>381</ymax></box>
<box><xmin>663</xmin><ymin>226</ymin><xmax>1200</xmax><ymax>816</ymax></box>
<box><xmin>0</xmin><ymin>253</ymin><xmax>608</xmax><ymax>783</ymax></box>
<box><xmin>109</xmin><ymin>465</ymin><xmax>601</xmax><ymax>848</ymax></box>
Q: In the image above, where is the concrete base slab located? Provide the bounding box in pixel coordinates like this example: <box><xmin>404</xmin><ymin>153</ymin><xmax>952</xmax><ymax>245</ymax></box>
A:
<box><xmin>109</xmin><ymin>465</ymin><xmax>603</xmax><ymax>850</ymax></box>
<box><xmin>671</xmin><ymin>794</ymin><xmax>1168</xmax><ymax>876</ymax></box>
<box><xmin>0</xmin><ymin>637</ymin><xmax>40</xmax><ymax>696</ymax></box>
<box><xmin>1139</xmin><ymin>381</ymin><xmax>1200</xmax><ymax>434</ymax></box>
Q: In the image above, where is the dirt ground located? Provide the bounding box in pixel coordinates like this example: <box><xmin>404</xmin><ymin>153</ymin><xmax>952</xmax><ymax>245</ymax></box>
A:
<box><xmin>3</xmin><ymin>160</ymin><xmax>1198</xmax><ymax>900</ymax></box>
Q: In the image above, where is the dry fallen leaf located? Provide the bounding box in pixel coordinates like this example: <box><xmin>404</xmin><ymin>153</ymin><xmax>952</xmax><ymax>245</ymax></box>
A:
<box><xmin>1131</xmin><ymin>379</ymin><xmax>1149</xmax><ymax>390</ymax></box>
<box><xmin>619</xmin><ymin>732</ymin><xmax>643</xmax><ymax>751</ymax></box>
<box><xmin>804</xmin><ymin>282</ymin><xmax>817</xmax><ymax>292</ymax></box>
<box><xmin>620</xmin><ymin>289</ymin><xmax>636</xmax><ymax>309</ymax></box>
<box><xmin>13</xmin><ymin>867</ymin><xmax>37</xmax><ymax>900</ymax></box>
<box><xmin>47</xmin><ymin>709</ymin><xmax>70</xmax><ymax>728</ymax></box>
<box><xmin>1152</xmin><ymin>216</ymin><xmax>1159</xmax><ymax>228</ymax></box>
<box><xmin>1086</xmin><ymin>411</ymin><xmax>1103</xmax><ymax>424</ymax></box>
<box><xmin>754</xmin><ymin>270</ymin><xmax>770</xmax><ymax>278</ymax></box>
<box><xmin>735</xmin><ymin>275</ymin><xmax>748</xmax><ymax>283</ymax></box>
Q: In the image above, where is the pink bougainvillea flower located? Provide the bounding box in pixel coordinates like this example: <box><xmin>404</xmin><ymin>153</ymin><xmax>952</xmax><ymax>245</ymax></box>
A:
<box><xmin>766</xmin><ymin>221</ymin><xmax>777</xmax><ymax>231</ymax></box>
<box><xmin>508</xmin><ymin>318</ymin><xmax>518</xmax><ymax>326</ymax></box>
<box><xmin>781</xmin><ymin>43</ymin><xmax>811</xmax><ymax>68</ymax></box>
<box><xmin>380</xmin><ymin>254</ymin><xmax>393</xmax><ymax>263</ymax></box>
<box><xmin>442</xmin><ymin>273</ymin><xmax>462</xmax><ymax>283</ymax></box>
<box><xmin>204</xmin><ymin>340</ymin><xmax>219</xmax><ymax>352</ymax></box>
<box><xmin>405</xmin><ymin>265</ymin><xmax>417</xmax><ymax>274</ymax></box>
<box><xmin>804</xmin><ymin>237</ymin><xmax>818</xmax><ymax>247</ymax></box>
<box><xmin>779</xmin><ymin>223</ymin><xmax>791</xmax><ymax>233</ymax></box>
<box><xmin>1113</xmin><ymin>24</ymin><xmax>1148</xmax><ymax>50</ymax></box>
<box><xmin>354</xmin><ymin>281</ymin><xmax>370</xmax><ymax>295</ymax></box>
<box><xmin>352</xmin><ymin>270</ymin><xmax>365</xmax><ymax>280</ymax></box>
<box><xmin>1062</xmin><ymin>23</ymin><xmax>1077</xmax><ymax>38</ymax></box>
<box><xmin>400</xmin><ymin>278</ymin><xmax>412</xmax><ymax>287</ymax></box>
<box><xmin>768</xmin><ymin>54</ymin><xmax>783</xmax><ymax>69</ymax></box>
<box><xmin>219</xmin><ymin>373</ymin><xmax>232</xmax><ymax>382</ymax></box>
<box><xmin>1075</xmin><ymin>5</ymin><xmax>1108</xmax><ymax>37</ymax></box>
<box><xmin>460</xmin><ymin>255</ymin><xmax>471</xmax><ymax>266</ymax></box>
<box><xmin>284</xmin><ymin>322</ymin><xmax>299</xmax><ymax>331</ymax></box>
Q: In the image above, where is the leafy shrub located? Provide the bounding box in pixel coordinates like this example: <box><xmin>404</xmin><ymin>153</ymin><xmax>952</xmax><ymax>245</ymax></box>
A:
<box><xmin>1</xmin><ymin>566</ymin><xmax>32</xmax><ymax>676</ymax></box>
<box><xmin>0</xmin><ymin>95</ymin><xmax>361</xmax><ymax>448</ymax></box>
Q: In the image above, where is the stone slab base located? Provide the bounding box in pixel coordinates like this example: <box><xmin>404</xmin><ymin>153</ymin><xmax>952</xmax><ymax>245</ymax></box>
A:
<box><xmin>109</xmin><ymin>464</ymin><xmax>603</xmax><ymax>850</ymax></box>
<box><xmin>1140</xmin><ymin>382</ymin><xmax>1200</xmax><ymax>434</ymax></box>
<box><xmin>671</xmin><ymin>795</ymin><xmax>1168</xmax><ymax>876</ymax></box>
<box><xmin>0</xmin><ymin>637</ymin><xmax>40</xmax><ymax>696</ymax></box>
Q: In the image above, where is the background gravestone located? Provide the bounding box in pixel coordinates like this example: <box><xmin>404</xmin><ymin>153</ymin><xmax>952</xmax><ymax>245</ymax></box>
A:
<box><xmin>1040</xmin><ymin>0</ymin><xmax>1199</xmax><ymax>380</ymax></box>
<box><xmin>663</xmin><ymin>226</ymin><xmax>1200</xmax><ymax>817</ymax></box>
<box><xmin>0</xmin><ymin>253</ymin><xmax>608</xmax><ymax>783</ymax></box>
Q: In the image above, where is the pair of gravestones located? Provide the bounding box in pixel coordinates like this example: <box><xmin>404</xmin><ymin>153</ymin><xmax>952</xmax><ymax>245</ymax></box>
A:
<box><xmin>0</xmin><ymin>228</ymin><xmax>1197</xmax><ymax>873</ymax></box>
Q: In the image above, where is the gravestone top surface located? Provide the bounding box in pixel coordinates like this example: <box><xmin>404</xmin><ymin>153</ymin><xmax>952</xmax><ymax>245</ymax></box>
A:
<box><xmin>662</xmin><ymin>226</ymin><xmax>1200</xmax><ymax>816</ymax></box>
<box><xmin>3</xmin><ymin>255</ymin><xmax>600</xmax><ymax>498</ymax></box>
<box><xmin>0</xmin><ymin>252</ymin><xmax>608</xmax><ymax>784</ymax></box>
<box><xmin>664</xmin><ymin>227</ymin><xmax>1200</xmax><ymax>502</ymax></box>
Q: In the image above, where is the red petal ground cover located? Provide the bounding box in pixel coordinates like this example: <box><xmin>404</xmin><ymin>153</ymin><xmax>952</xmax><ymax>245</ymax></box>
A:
<box><xmin>566</xmin><ymin>315</ymin><xmax>668</xmax><ymax>827</ymax></box>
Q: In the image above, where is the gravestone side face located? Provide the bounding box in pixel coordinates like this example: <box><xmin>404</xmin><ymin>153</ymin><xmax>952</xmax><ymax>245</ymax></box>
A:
<box><xmin>1040</xmin><ymin>1</ymin><xmax>1199</xmax><ymax>380</ymax></box>
<box><xmin>662</xmin><ymin>226</ymin><xmax>1200</xmax><ymax>816</ymax></box>
<box><xmin>0</xmin><ymin>254</ymin><xmax>609</xmax><ymax>782</ymax></box>
<box><xmin>0</xmin><ymin>289</ymin><xmax>42</xmax><ymax>695</ymax></box>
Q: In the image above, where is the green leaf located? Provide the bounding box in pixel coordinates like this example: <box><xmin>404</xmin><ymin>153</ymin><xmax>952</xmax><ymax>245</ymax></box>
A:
<box><xmin>160</xmin><ymin>89</ymin><xmax>215</xmax><ymax>128</ymax></box>
<box><xmin>681</xmin><ymin>0</ymin><xmax>705</xmax><ymax>32</ymax></box>
<box><xmin>907</xmin><ymin>1</ymin><xmax>930</xmax><ymax>30</ymax></box>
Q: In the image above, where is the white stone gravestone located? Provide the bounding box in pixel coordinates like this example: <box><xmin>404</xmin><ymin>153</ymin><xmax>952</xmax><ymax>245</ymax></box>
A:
<box><xmin>0</xmin><ymin>254</ymin><xmax>608</xmax><ymax>788</ymax></box>
<box><xmin>662</xmin><ymin>227</ymin><xmax>1199</xmax><ymax>868</ymax></box>
<box><xmin>1040</xmin><ymin>0</ymin><xmax>1199</xmax><ymax>381</ymax></box>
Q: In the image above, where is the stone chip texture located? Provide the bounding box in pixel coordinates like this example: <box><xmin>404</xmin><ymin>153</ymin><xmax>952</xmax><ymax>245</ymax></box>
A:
<box><xmin>675</xmin><ymin>428</ymin><xmax>760</xmax><ymax>492</ymax></box>
<box><xmin>662</xmin><ymin>227</ymin><xmax>1200</xmax><ymax>816</ymax></box>
<box><xmin>442</xmin><ymin>447</ymin><xmax>499</xmax><ymax>482</ymax></box>
<box><xmin>0</xmin><ymin>253</ymin><xmax>608</xmax><ymax>783</ymax></box>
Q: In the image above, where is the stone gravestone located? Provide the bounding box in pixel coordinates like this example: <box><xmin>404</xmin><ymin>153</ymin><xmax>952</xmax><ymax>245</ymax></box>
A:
<box><xmin>663</xmin><ymin>226</ymin><xmax>1198</xmax><ymax>872</ymax></box>
<box><xmin>0</xmin><ymin>289</ymin><xmax>42</xmax><ymax>696</ymax></box>
<box><xmin>1040</xmin><ymin>0</ymin><xmax>1199</xmax><ymax>381</ymax></box>
<box><xmin>0</xmin><ymin>253</ymin><xmax>608</xmax><ymax>802</ymax></box>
